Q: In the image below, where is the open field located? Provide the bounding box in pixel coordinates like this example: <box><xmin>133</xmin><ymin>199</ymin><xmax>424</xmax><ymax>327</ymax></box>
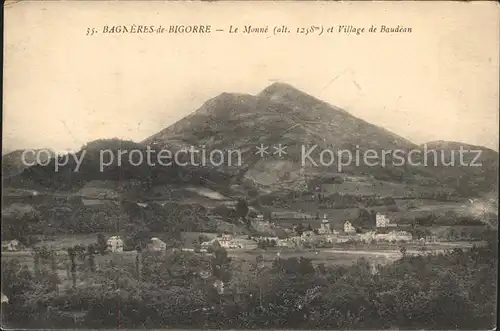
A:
<box><xmin>32</xmin><ymin>233</ymin><xmax>114</xmax><ymax>250</ymax></box>
<box><xmin>227</xmin><ymin>249</ymin><xmax>396</xmax><ymax>266</ymax></box>
<box><xmin>269</xmin><ymin>199</ymin><xmax>468</xmax><ymax>219</ymax></box>
<box><xmin>1</xmin><ymin>250</ymin><xmax>139</xmax><ymax>266</ymax></box>
<box><xmin>226</xmin><ymin>239</ymin><xmax>484</xmax><ymax>266</ymax></box>
<box><xmin>319</xmin><ymin>180</ymin><xmax>428</xmax><ymax>197</ymax></box>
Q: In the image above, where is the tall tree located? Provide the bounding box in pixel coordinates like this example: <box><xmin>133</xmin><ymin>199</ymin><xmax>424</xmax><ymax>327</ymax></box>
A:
<box><xmin>295</xmin><ymin>223</ymin><xmax>305</xmax><ymax>236</ymax></box>
<box><xmin>33</xmin><ymin>248</ymin><xmax>40</xmax><ymax>278</ymax></box>
<box><xmin>97</xmin><ymin>233</ymin><xmax>108</xmax><ymax>255</ymax></box>
<box><xmin>67</xmin><ymin>247</ymin><xmax>77</xmax><ymax>289</ymax></box>
<box><xmin>235</xmin><ymin>199</ymin><xmax>249</xmax><ymax>221</ymax></box>
<box><xmin>87</xmin><ymin>244</ymin><xmax>96</xmax><ymax>272</ymax></box>
<box><xmin>211</xmin><ymin>246</ymin><xmax>232</xmax><ymax>283</ymax></box>
<box><xmin>135</xmin><ymin>247</ymin><xmax>142</xmax><ymax>281</ymax></box>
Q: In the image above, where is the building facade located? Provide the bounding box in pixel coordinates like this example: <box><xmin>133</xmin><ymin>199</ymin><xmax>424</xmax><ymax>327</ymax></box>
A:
<box><xmin>107</xmin><ymin>236</ymin><xmax>124</xmax><ymax>252</ymax></box>
<box><xmin>344</xmin><ymin>221</ymin><xmax>356</xmax><ymax>234</ymax></box>
<box><xmin>376</xmin><ymin>213</ymin><xmax>397</xmax><ymax>228</ymax></box>
<box><xmin>2</xmin><ymin>239</ymin><xmax>21</xmax><ymax>251</ymax></box>
<box><xmin>318</xmin><ymin>216</ymin><xmax>332</xmax><ymax>234</ymax></box>
<box><xmin>147</xmin><ymin>237</ymin><xmax>167</xmax><ymax>251</ymax></box>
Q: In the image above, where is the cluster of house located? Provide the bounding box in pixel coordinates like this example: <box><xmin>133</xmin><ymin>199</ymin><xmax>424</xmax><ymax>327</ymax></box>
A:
<box><xmin>2</xmin><ymin>239</ymin><xmax>23</xmax><ymax>252</ymax></box>
<box><xmin>343</xmin><ymin>213</ymin><xmax>397</xmax><ymax>233</ymax></box>
<box><xmin>106</xmin><ymin>236</ymin><xmax>167</xmax><ymax>252</ymax></box>
<box><xmin>0</xmin><ymin>213</ymin><xmax>421</xmax><ymax>257</ymax></box>
<box><xmin>280</xmin><ymin>213</ymin><xmax>415</xmax><ymax>246</ymax></box>
<box><xmin>200</xmin><ymin>234</ymin><xmax>244</xmax><ymax>250</ymax></box>
<box><xmin>219</xmin><ymin>213</ymin><xmax>416</xmax><ymax>249</ymax></box>
<box><xmin>341</xmin><ymin>213</ymin><xmax>413</xmax><ymax>243</ymax></box>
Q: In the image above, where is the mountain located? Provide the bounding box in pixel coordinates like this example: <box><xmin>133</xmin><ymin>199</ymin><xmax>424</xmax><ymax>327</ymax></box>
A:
<box><xmin>2</xmin><ymin>149</ymin><xmax>55</xmax><ymax>178</ymax></box>
<box><xmin>3</xmin><ymin>138</ymin><xmax>232</xmax><ymax>197</ymax></box>
<box><xmin>5</xmin><ymin>83</ymin><xmax>498</xmax><ymax>199</ymax></box>
<box><xmin>143</xmin><ymin>82</ymin><xmax>435</xmax><ymax>192</ymax></box>
<box><xmin>420</xmin><ymin>141</ymin><xmax>498</xmax><ymax>196</ymax></box>
<box><xmin>146</xmin><ymin>82</ymin><xmax>416</xmax><ymax>150</ymax></box>
<box><xmin>2</xmin><ymin>83</ymin><xmax>497</xmax><ymax>243</ymax></box>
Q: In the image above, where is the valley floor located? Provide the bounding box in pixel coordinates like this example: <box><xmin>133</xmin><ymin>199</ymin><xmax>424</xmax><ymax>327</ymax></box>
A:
<box><xmin>2</xmin><ymin>238</ymin><xmax>485</xmax><ymax>269</ymax></box>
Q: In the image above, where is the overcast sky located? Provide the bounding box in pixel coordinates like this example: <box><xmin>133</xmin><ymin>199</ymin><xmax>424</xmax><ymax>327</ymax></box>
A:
<box><xmin>3</xmin><ymin>1</ymin><xmax>499</xmax><ymax>153</ymax></box>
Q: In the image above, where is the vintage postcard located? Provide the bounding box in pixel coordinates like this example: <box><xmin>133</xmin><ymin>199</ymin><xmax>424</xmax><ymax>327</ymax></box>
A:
<box><xmin>2</xmin><ymin>1</ymin><xmax>498</xmax><ymax>330</ymax></box>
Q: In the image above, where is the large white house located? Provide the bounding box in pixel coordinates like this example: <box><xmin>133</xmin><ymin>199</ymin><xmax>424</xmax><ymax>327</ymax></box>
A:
<box><xmin>147</xmin><ymin>237</ymin><xmax>167</xmax><ymax>251</ymax></box>
<box><xmin>318</xmin><ymin>215</ymin><xmax>332</xmax><ymax>234</ymax></box>
<box><xmin>301</xmin><ymin>230</ymin><xmax>316</xmax><ymax>242</ymax></box>
<box><xmin>2</xmin><ymin>239</ymin><xmax>21</xmax><ymax>251</ymax></box>
<box><xmin>201</xmin><ymin>234</ymin><xmax>241</xmax><ymax>249</ymax></box>
<box><xmin>359</xmin><ymin>230</ymin><xmax>412</xmax><ymax>243</ymax></box>
<box><xmin>107</xmin><ymin>236</ymin><xmax>124</xmax><ymax>252</ymax></box>
<box><xmin>344</xmin><ymin>221</ymin><xmax>356</xmax><ymax>234</ymax></box>
<box><xmin>219</xmin><ymin>234</ymin><xmax>233</xmax><ymax>248</ymax></box>
<box><xmin>376</xmin><ymin>213</ymin><xmax>397</xmax><ymax>228</ymax></box>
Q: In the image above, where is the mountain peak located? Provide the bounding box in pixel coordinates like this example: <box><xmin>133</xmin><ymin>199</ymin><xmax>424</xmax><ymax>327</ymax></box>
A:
<box><xmin>259</xmin><ymin>82</ymin><xmax>304</xmax><ymax>97</ymax></box>
<box><xmin>258</xmin><ymin>82</ymin><xmax>327</xmax><ymax>108</ymax></box>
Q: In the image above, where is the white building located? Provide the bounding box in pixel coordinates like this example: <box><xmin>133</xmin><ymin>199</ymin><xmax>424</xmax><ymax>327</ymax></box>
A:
<box><xmin>218</xmin><ymin>234</ymin><xmax>232</xmax><ymax>248</ymax></box>
<box><xmin>318</xmin><ymin>234</ymin><xmax>335</xmax><ymax>243</ymax></box>
<box><xmin>106</xmin><ymin>236</ymin><xmax>124</xmax><ymax>252</ymax></box>
<box><xmin>251</xmin><ymin>219</ymin><xmax>272</xmax><ymax>233</ymax></box>
<box><xmin>201</xmin><ymin>239</ymin><xmax>217</xmax><ymax>247</ymax></box>
<box><xmin>385</xmin><ymin>231</ymin><xmax>412</xmax><ymax>242</ymax></box>
<box><xmin>204</xmin><ymin>234</ymin><xmax>241</xmax><ymax>249</ymax></box>
<box><xmin>344</xmin><ymin>221</ymin><xmax>356</xmax><ymax>234</ymax></box>
<box><xmin>376</xmin><ymin>213</ymin><xmax>390</xmax><ymax>227</ymax></box>
<box><xmin>301</xmin><ymin>231</ymin><xmax>316</xmax><ymax>242</ymax></box>
<box><xmin>277</xmin><ymin>239</ymin><xmax>288</xmax><ymax>247</ymax></box>
<box><xmin>318</xmin><ymin>215</ymin><xmax>332</xmax><ymax>234</ymax></box>
<box><xmin>281</xmin><ymin>236</ymin><xmax>301</xmax><ymax>247</ymax></box>
<box><xmin>213</xmin><ymin>280</ymin><xmax>224</xmax><ymax>294</ymax></box>
<box><xmin>358</xmin><ymin>231</ymin><xmax>377</xmax><ymax>243</ymax></box>
<box><xmin>147</xmin><ymin>237</ymin><xmax>167</xmax><ymax>251</ymax></box>
<box><xmin>2</xmin><ymin>239</ymin><xmax>21</xmax><ymax>251</ymax></box>
<box><xmin>376</xmin><ymin>213</ymin><xmax>397</xmax><ymax>228</ymax></box>
<box><xmin>336</xmin><ymin>236</ymin><xmax>351</xmax><ymax>243</ymax></box>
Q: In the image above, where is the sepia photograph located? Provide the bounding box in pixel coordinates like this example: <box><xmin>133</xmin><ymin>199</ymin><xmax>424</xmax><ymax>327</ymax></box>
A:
<box><xmin>2</xmin><ymin>1</ymin><xmax>499</xmax><ymax>329</ymax></box>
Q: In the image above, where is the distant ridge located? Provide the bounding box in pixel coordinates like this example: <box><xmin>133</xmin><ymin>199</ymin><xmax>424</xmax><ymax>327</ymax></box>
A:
<box><xmin>2</xmin><ymin>148</ymin><xmax>55</xmax><ymax>178</ymax></box>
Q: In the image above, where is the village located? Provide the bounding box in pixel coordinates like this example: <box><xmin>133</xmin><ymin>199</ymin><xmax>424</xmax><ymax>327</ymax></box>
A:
<box><xmin>191</xmin><ymin>212</ymin><xmax>420</xmax><ymax>253</ymax></box>
<box><xmin>1</xmin><ymin>207</ymin><xmax>468</xmax><ymax>308</ymax></box>
<box><xmin>1</xmin><ymin>211</ymin><xmax>428</xmax><ymax>256</ymax></box>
